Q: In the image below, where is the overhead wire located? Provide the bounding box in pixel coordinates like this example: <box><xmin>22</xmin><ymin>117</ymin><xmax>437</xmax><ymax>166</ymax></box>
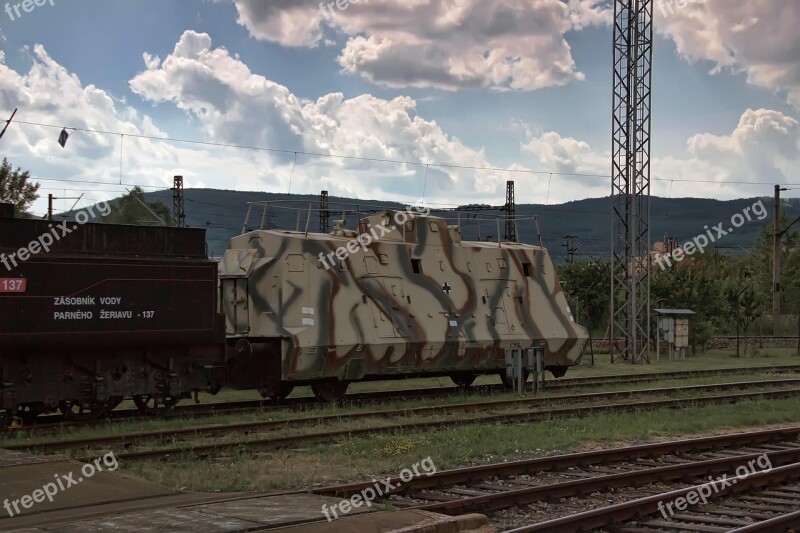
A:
<box><xmin>10</xmin><ymin>116</ymin><xmax>800</xmax><ymax>229</ymax></box>
<box><xmin>12</xmin><ymin>118</ymin><xmax>800</xmax><ymax>187</ymax></box>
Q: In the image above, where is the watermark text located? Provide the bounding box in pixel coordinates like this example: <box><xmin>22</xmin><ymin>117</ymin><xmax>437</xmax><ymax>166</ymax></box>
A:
<box><xmin>656</xmin><ymin>199</ymin><xmax>767</xmax><ymax>271</ymax></box>
<box><xmin>321</xmin><ymin>456</ymin><xmax>437</xmax><ymax>521</ymax></box>
<box><xmin>318</xmin><ymin>205</ymin><xmax>429</xmax><ymax>270</ymax></box>
<box><xmin>319</xmin><ymin>0</ymin><xmax>367</xmax><ymax>22</ymax></box>
<box><xmin>4</xmin><ymin>0</ymin><xmax>55</xmax><ymax>22</ymax></box>
<box><xmin>657</xmin><ymin>453</ymin><xmax>772</xmax><ymax>519</ymax></box>
<box><xmin>0</xmin><ymin>202</ymin><xmax>111</xmax><ymax>272</ymax></box>
<box><xmin>4</xmin><ymin>451</ymin><xmax>118</xmax><ymax>518</ymax></box>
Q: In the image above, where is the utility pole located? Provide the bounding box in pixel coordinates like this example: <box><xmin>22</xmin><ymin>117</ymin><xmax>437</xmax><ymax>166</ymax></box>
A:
<box><xmin>774</xmin><ymin>185</ymin><xmax>787</xmax><ymax>333</ymax></box>
<box><xmin>662</xmin><ymin>234</ymin><xmax>678</xmax><ymax>256</ymax></box>
<box><xmin>172</xmin><ymin>176</ymin><xmax>186</xmax><ymax>227</ymax></box>
<box><xmin>47</xmin><ymin>194</ymin><xmax>82</xmax><ymax>221</ymax></box>
<box><xmin>774</xmin><ymin>184</ymin><xmax>800</xmax><ymax>334</ymax></box>
<box><xmin>562</xmin><ymin>235</ymin><xmax>579</xmax><ymax>263</ymax></box>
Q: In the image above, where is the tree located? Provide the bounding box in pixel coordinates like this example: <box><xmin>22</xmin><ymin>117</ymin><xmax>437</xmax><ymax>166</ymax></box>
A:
<box><xmin>558</xmin><ymin>259</ymin><xmax>610</xmax><ymax>334</ymax></box>
<box><xmin>0</xmin><ymin>158</ymin><xmax>39</xmax><ymax>217</ymax></box>
<box><xmin>723</xmin><ymin>269</ymin><xmax>762</xmax><ymax>357</ymax></box>
<box><xmin>651</xmin><ymin>252</ymin><xmax>724</xmax><ymax>353</ymax></box>
<box><xmin>102</xmin><ymin>187</ymin><xmax>172</xmax><ymax>226</ymax></box>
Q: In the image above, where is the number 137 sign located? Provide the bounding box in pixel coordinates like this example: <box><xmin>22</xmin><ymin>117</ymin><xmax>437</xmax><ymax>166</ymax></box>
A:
<box><xmin>0</xmin><ymin>278</ymin><xmax>26</xmax><ymax>293</ymax></box>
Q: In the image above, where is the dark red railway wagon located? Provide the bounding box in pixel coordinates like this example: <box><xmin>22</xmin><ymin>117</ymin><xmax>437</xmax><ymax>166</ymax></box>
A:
<box><xmin>0</xmin><ymin>218</ymin><xmax>220</xmax><ymax>348</ymax></box>
<box><xmin>0</xmin><ymin>208</ymin><xmax>226</xmax><ymax>422</ymax></box>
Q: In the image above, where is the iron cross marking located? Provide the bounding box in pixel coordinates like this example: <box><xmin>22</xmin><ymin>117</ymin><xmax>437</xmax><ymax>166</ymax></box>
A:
<box><xmin>442</xmin><ymin>282</ymin><xmax>452</xmax><ymax>295</ymax></box>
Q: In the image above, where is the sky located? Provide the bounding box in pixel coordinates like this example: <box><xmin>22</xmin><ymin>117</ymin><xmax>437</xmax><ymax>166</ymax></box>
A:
<box><xmin>0</xmin><ymin>0</ymin><xmax>799</xmax><ymax>217</ymax></box>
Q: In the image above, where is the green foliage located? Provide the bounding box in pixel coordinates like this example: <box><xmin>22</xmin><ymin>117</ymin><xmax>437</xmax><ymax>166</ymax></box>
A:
<box><xmin>691</xmin><ymin>319</ymin><xmax>714</xmax><ymax>352</ymax></box>
<box><xmin>0</xmin><ymin>158</ymin><xmax>39</xmax><ymax>216</ymax></box>
<box><xmin>558</xmin><ymin>260</ymin><xmax>610</xmax><ymax>332</ymax></box>
<box><xmin>102</xmin><ymin>187</ymin><xmax>172</xmax><ymax>226</ymax></box>
<box><xmin>561</xmin><ymin>224</ymin><xmax>799</xmax><ymax>353</ymax></box>
<box><xmin>722</xmin><ymin>269</ymin><xmax>763</xmax><ymax>356</ymax></box>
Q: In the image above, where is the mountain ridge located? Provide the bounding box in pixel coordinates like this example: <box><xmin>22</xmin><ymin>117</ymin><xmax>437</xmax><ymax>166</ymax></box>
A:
<box><xmin>136</xmin><ymin>188</ymin><xmax>800</xmax><ymax>262</ymax></box>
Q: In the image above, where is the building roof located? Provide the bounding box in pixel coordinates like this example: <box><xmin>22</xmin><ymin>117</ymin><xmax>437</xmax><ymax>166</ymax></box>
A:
<box><xmin>654</xmin><ymin>308</ymin><xmax>696</xmax><ymax>316</ymax></box>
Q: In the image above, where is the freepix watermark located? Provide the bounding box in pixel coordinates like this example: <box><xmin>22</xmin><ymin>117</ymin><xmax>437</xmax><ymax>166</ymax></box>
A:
<box><xmin>318</xmin><ymin>0</ymin><xmax>366</xmax><ymax>22</ymax></box>
<box><xmin>321</xmin><ymin>456</ymin><xmax>437</xmax><ymax>521</ymax></box>
<box><xmin>4</xmin><ymin>451</ymin><xmax>119</xmax><ymax>518</ymax></box>
<box><xmin>4</xmin><ymin>0</ymin><xmax>54</xmax><ymax>22</ymax></box>
<box><xmin>655</xmin><ymin>199</ymin><xmax>768</xmax><ymax>271</ymax></box>
<box><xmin>317</xmin><ymin>205</ymin><xmax>430</xmax><ymax>270</ymax></box>
<box><xmin>657</xmin><ymin>0</ymin><xmax>706</xmax><ymax>18</ymax></box>
<box><xmin>0</xmin><ymin>202</ymin><xmax>111</xmax><ymax>272</ymax></box>
<box><xmin>657</xmin><ymin>453</ymin><xmax>772</xmax><ymax>519</ymax></box>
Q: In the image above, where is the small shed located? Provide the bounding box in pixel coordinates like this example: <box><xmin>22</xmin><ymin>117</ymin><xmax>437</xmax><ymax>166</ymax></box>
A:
<box><xmin>654</xmin><ymin>309</ymin><xmax>696</xmax><ymax>361</ymax></box>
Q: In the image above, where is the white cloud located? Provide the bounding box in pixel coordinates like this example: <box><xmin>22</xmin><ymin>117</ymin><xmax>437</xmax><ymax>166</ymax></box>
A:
<box><xmin>657</xmin><ymin>0</ymin><xmax>800</xmax><ymax>108</ymax></box>
<box><xmin>128</xmin><ymin>30</ymin><xmax>518</xmax><ymax>203</ymax></box>
<box><xmin>232</xmin><ymin>0</ymin><xmax>327</xmax><ymax>48</ymax></box>
<box><xmin>521</xmin><ymin>108</ymin><xmax>800</xmax><ymax>200</ymax></box>
<box><xmin>4</xmin><ymin>28</ymin><xmax>796</xmax><ymax>223</ymax></box>
<box><xmin>0</xmin><ymin>43</ymin><xmax>276</xmax><ymax>216</ymax></box>
<box><xmin>232</xmin><ymin>0</ymin><xmax>610</xmax><ymax>91</ymax></box>
<box><xmin>522</xmin><ymin>131</ymin><xmax>608</xmax><ymax>175</ymax></box>
<box><xmin>0</xmin><ymin>32</ymin><xmax>525</xmax><ymax>214</ymax></box>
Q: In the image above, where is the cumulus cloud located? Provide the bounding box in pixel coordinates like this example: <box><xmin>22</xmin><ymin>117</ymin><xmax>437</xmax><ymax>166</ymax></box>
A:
<box><xmin>522</xmin><ymin>131</ymin><xmax>608</xmax><ymax>175</ymax></box>
<box><xmin>521</xmin><ymin>108</ymin><xmax>800</xmax><ymax>200</ymax></box>
<box><xmin>6</xmin><ymin>26</ymin><xmax>796</xmax><ymax>222</ymax></box>
<box><xmin>232</xmin><ymin>0</ymin><xmax>327</xmax><ymax>48</ymax></box>
<box><xmin>232</xmin><ymin>0</ymin><xmax>610</xmax><ymax>91</ymax></box>
<box><xmin>129</xmin><ymin>30</ymin><xmax>511</xmax><ymax>203</ymax></box>
<box><xmin>0</xmin><ymin>32</ymin><xmax>543</xmax><ymax>216</ymax></box>
<box><xmin>657</xmin><ymin>0</ymin><xmax>800</xmax><ymax>108</ymax></box>
<box><xmin>0</xmin><ymin>43</ymin><xmax>275</xmax><ymax>216</ymax></box>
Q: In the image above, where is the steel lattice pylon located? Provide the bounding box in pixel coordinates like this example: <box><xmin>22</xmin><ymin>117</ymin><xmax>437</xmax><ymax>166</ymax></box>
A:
<box><xmin>319</xmin><ymin>190</ymin><xmax>330</xmax><ymax>233</ymax></box>
<box><xmin>504</xmin><ymin>180</ymin><xmax>518</xmax><ymax>243</ymax></box>
<box><xmin>172</xmin><ymin>175</ymin><xmax>186</xmax><ymax>228</ymax></box>
<box><xmin>611</xmin><ymin>0</ymin><xmax>653</xmax><ymax>363</ymax></box>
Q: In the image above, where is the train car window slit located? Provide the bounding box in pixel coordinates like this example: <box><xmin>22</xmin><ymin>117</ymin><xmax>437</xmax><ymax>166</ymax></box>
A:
<box><xmin>523</xmin><ymin>263</ymin><xmax>533</xmax><ymax>276</ymax></box>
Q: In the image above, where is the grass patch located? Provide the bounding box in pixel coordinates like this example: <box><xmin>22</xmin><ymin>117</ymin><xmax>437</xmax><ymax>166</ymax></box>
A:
<box><xmin>568</xmin><ymin>348</ymin><xmax>800</xmax><ymax>377</ymax></box>
<box><xmin>120</xmin><ymin>394</ymin><xmax>800</xmax><ymax>493</ymax></box>
<box><xmin>6</xmin><ymin>351</ymin><xmax>800</xmax><ymax>492</ymax></box>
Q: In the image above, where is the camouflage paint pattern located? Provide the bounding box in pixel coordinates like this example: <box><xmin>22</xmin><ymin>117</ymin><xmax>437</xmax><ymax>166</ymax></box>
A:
<box><xmin>219</xmin><ymin>210</ymin><xmax>588</xmax><ymax>388</ymax></box>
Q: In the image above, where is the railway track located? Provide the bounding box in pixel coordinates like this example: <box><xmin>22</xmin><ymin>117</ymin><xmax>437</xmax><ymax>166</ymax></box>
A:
<box><xmin>12</xmin><ymin>379</ymin><xmax>800</xmax><ymax>462</ymax></box>
<box><xmin>311</xmin><ymin>426</ymin><xmax>800</xmax><ymax>532</ymax></box>
<box><xmin>10</xmin><ymin>363</ymin><xmax>800</xmax><ymax>431</ymax></box>
<box><xmin>510</xmin><ymin>461</ymin><xmax>800</xmax><ymax>532</ymax></box>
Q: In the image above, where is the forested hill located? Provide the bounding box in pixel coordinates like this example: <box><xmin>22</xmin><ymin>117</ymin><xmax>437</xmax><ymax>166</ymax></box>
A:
<box><xmin>138</xmin><ymin>188</ymin><xmax>800</xmax><ymax>262</ymax></box>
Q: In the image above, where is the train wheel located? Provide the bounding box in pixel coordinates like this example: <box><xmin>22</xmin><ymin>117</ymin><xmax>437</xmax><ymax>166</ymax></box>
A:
<box><xmin>1</xmin><ymin>412</ymin><xmax>15</xmax><ymax>429</ymax></box>
<box><xmin>500</xmin><ymin>370</ymin><xmax>529</xmax><ymax>390</ymax></box>
<box><xmin>133</xmin><ymin>395</ymin><xmax>179</xmax><ymax>415</ymax></box>
<box><xmin>311</xmin><ymin>379</ymin><xmax>349</xmax><ymax>402</ymax></box>
<box><xmin>450</xmin><ymin>373</ymin><xmax>477</xmax><ymax>387</ymax></box>
<box><xmin>59</xmin><ymin>400</ymin><xmax>113</xmax><ymax>422</ymax></box>
<box><xmin>259</xmin><ymin>382</ymin><xmax>294</xmax><ymax>401</ymax></box>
